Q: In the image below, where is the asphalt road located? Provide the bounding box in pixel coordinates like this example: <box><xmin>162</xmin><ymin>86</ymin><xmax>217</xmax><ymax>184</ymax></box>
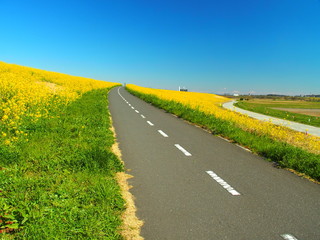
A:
<box><xmin>109</xmin><ymin>87</ymin><xmax>320</xmax><ymax>240</ymax></box>
<box><xmin>223</xmin><ymin>101</ymin><xmax>320</xmax><ymax>137</ymax></box>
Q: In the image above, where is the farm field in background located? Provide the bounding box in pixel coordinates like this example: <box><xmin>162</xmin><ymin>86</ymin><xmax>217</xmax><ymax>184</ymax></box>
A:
<box><xmin>235</xmin><ymin>99</ymin><xmax>320</xmax><ymax>127</ymax></box>
<box><xmin>273</xmin><ymin>108</ymin><xmax>320</xmax><ymax>117</ymax></box>
<box><xmin>0</xmin><ymin>62</ymin><xmax>124</xmax><ymax>239</ymax></box>
<box><xmin>126</xmin><ymin>84</ymin><xmax>320</xmax><ymax>181</ymax></box>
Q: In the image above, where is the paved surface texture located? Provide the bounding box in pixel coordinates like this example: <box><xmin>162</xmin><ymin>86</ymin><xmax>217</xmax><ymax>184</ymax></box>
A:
<box><xmin>109</xmin><ymin>87</ymin><xmax>320</xmax><ymax>240</ymax></box>
<box><xmin>223</xmin><ymin>101</ymin><xmax>320</xmax><ymax>137</ymax></box>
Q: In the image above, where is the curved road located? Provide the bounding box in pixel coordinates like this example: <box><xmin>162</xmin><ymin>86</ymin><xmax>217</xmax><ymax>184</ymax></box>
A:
<box><xmin>223</xmin><ymin>101</ymin><xmax>320</xmax><ymax>137</ymax></box>
<box><xmin>109</xmin><ymin>87</ymin><xmax>320</xmax><ymax>240</ymax></box>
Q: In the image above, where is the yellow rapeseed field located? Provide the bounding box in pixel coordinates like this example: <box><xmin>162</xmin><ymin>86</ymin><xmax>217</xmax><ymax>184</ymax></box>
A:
<box><xmin>127</xmin><ymin>84</ymin><xmax>320</xmax><ymax>154</ymax></box>
<box><xmin>0</xmin><ymin>61</ymin><xmax>119</xmax><ymax>146</ymax></box>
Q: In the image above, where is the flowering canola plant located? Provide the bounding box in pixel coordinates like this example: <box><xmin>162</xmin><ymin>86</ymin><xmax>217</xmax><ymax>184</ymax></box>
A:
<box><xmin>127</xmin><ymin>84</ymin><xmax>320</xmax><ymax>154</ymax></box>
<box><xmin>0</xmin><ymin>61</ymin><xmax>119</xmax><ymax>146</ymax></box>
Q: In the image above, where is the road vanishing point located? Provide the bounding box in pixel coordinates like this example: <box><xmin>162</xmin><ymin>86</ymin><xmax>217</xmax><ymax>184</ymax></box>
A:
<box><xmin>109</xmin><ymin>87</ymin><xmax>320</xmax><ymax>240</ymax></box>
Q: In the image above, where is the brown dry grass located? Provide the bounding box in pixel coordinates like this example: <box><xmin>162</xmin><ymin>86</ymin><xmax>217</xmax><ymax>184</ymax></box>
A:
<box><xmin>286</xmin><ymin>168</ymin><xmax>320</xmax><ymax>185</ymax></box>
<box><xmin>109</xmin><ymin>117</ymin><xmax>144</xmax><ymax>240</ymax></box>
<box><xmin>272</xmin><ymin>108</ymin><xmax>320</xmax><ymax>117</ymax></box>
<box><xmin>247</xmin><ymin>98</ymin><xmax>320</xmax><ymax>108</ymax></box>
<box><xmin>116</xmin><ymin>172</ymin><xmax>144</xmax><ymax>240</ymax></box>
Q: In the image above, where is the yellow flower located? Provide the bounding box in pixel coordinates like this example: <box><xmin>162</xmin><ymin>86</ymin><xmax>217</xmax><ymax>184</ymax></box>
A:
<box><xmin>0</xmin><ymin>60</ymin><xmax>119</xmax><ymax>144</ymax></box>
<box><xmin>127</xmin><ymin>84</ymin><xmax>320</xmax><ymax>154</ymax></box>
<box><xmin>2</xmin><ymin>115</ymin><xmax>8</xmax><ymax>121</ymax></box>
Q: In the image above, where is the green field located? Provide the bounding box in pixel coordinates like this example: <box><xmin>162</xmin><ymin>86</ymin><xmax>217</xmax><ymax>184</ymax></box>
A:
<box><xmin>235</xmin><ymin>99</ymin><xmax>320</xmax><ymax>127</ymax></box>
<box><xmin>0</xmin><ymin>88</ymin><xmax>125</xmax><ymax>239</ymax></box>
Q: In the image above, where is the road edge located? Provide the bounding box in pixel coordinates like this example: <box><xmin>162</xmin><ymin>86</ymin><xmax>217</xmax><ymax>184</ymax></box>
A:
<box><xmin>126</xmin><ymin>87</ymin><xmax>320</xmax><ymax>185</ymax></box>
<box><xmin>222</xmin><ymin>100</ymin><xmax>320</xmax><ymax>137</ymax></box>
<box><xmin>109</xmin><ymin>116</ymin><xmax>144</xmax><ymax>240</ymax></box>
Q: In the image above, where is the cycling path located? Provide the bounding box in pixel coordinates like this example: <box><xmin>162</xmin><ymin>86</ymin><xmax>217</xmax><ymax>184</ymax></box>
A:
<box><xmin>109</xmin><ymin>87</ymin><xmax>320</xmax><ymax>240</ymax></box>
<box><xmin>223</xmin><ymin>101</ymin><xmax>320</xmax><ymax>137</ymax></box>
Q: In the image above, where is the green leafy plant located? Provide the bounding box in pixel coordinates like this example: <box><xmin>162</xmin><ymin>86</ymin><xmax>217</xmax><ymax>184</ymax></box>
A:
<box><xmin>0</xmin><ymin>88</ymin><xmax>125</xmax><ymax>239</ymax></box>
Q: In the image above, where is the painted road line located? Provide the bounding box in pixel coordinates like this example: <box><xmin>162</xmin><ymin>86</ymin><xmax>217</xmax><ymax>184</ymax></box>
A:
<box><xmin>135</xmin><ymin>110</ymin><xmax>140</xmax><ymax>113</ymax></box>
<box><xmin>158</xmin><ymin>130</ymin><xmax>168</xmax><ymax>137</ymax></box>
<box><xmin>281</xmin><ymin>234</ymin><xmax>299</xmax><ymax>240</ymax></box>
<box><xmin>117</xmin><ymin>87</ymin><xmax>125</xmax><ymax>99</ymax></box>
<box><xmin>141</xmin><ymin>114</ymin><xmax>146</xmax><ymax>119</ymax></box>
<box><xmin>147</xmin><ymin>121</ymin><xmax>154</xmax><ymax>126</ymax></box>
<box><xmin>206</xmin><ymin>171</ymin><xmax>241</xmax><ymax>196</ymax></box>
<box><xmin>174</xmin><ymin>144</ymin><xmax>192</xmax><ymax>156</ymax></box>
<box><xmin>217</xmin><ymin>136</ymin><xmax>231</xmax><ymax>142</ymax></box>
<box><xmin>235</xmin><ymin>144</ymin><xmax>251</xmax><ymax>152</ymax></box>
<box><xmin>128</xmin><ymin>104</ymin><xmax>131</xmax><ymax>106</ymax></box>
<box><xmin>131</xmin><ymin>106</ymin><xmax>135</xmax><ymax>109</ymax></box>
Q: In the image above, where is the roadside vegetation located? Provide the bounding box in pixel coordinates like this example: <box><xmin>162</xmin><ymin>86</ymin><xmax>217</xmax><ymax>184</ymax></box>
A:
<box><xmin>235</xmin><ymin>99</ymin><xmax>320</xmax><ymax>127</ymax></box>
<box><xmin>126</xmin><ymin>84</ymin><xmax>320</xmax><ymax>181</ymax></box>
<box><xmin>0</xmin><ymin>62</ymin><xmax>125</xmax><ymax>239</ymax></box>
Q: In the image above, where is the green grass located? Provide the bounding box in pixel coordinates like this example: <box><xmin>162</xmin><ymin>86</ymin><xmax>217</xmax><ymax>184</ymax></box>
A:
<box><xmin>0</xmin><ymin>88</ymin><xmax>125</xmax><ymax>239</ymax></box>
<box><xmin>235</xmin><ymin>100</ymin><xmax>320</xmax><ymax>127</ymax></box>
<box><xmin>127</xmin><ymin>87</ymin><xmax>320</xmax><ymax>181</ymax></box>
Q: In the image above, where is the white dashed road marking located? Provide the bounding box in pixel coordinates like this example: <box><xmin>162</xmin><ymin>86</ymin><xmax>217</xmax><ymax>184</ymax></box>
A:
<box><xmin>158</xmin><ymin>130</ymin><xmax>168</xmax><ymax>137</ymax></box>
<box><xmin>117</xmin><ymin>87</ymin><xmax>125</xmax><ymax>99</ymax></box>
<box><xmin>174</xmin><ymin>144</ymin><xmax>192</xmax><ymax>156</ymax></box>
<box><xmin>236</xmin><ymin>144</ymin><xmax>251</xmax><ymax>152</ymax></box>
<box><xmin>281</xmin><ymin>234</ymin><xmax>299</xmax><ymax>240</ymax></box>
<box><xmin>217</xmin><ymin>136</ymin><xmax>231</xmax><ymax>142</ymax></box>
<box><xmin>206</xmin><ymin>171</ymin><xmax>241</xmax><ymax>196</ymax></box>
<box><xmin>116</xmin><ymin>87</ymin><xmax>306</xmax><ymax>239</ymax></box>
<box><xmin>147</xmin><ymin>121</ymin><xmax>154</xmax><ymax>126</ymax></box>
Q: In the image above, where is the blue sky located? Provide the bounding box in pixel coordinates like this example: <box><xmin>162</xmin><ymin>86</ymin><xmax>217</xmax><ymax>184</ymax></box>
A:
<box><xmin>1</xmin><ymin>0</ymin><xmax>320</xmax><ymax>95</ymax></box>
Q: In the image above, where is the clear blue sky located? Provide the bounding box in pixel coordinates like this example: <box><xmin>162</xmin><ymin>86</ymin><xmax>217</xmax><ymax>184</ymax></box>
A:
<box><xmin>1</xmin><ymin>0</ymin><xmax>320</xmax><ymax>95</ymax></box>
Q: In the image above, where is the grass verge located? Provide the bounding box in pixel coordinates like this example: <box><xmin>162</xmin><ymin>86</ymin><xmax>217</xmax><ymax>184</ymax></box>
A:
<box><xmin>109</xmin><ymin>122</ymin><xmax>144</xmax><ymax>240</ymax></box>
<box><xmin>0</xmin><ymin>88</ymin><xmax>125</xmax><ymax>239</ymax></box>
<box><xmin>126</xmin><ymin>87</ymin><xmax>320</xmax><ymax>182</ymax></box>
<box><xmin>235</xmin><ymin>101</ymin><xmax>320</xmax><ymax>127</ymax></box>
